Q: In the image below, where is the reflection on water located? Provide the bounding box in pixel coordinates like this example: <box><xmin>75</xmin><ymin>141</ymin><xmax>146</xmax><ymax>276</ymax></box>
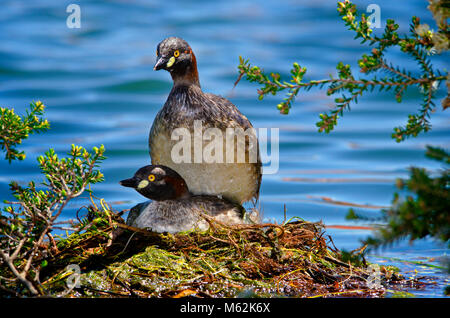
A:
<box><xmin>0</xmin><ymin>0</ymin><xmax>448</xmax><ymax>297</ymax></box>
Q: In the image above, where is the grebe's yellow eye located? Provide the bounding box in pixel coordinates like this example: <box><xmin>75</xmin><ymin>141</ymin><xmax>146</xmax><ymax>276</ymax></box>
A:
<box><xmin>148</xmin><ymin>174</ymin><xmax>155</xmax><ymax>182</ymax></box>
<box><xmin>174</xmin><ymin>50</ymin><xmax>180</xmax><ymax>58</ymax></box>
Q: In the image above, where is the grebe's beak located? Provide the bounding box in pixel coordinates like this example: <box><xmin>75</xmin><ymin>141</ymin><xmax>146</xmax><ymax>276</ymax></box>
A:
<box><xmin>119</xmin><ymin>177</ymin><xmax>138</xmax><ymax>188</ymax></box>
<box><xmin>154</xmin><ymin>55</ymin><xmax>168</xmax><ymax>71</ymax></box>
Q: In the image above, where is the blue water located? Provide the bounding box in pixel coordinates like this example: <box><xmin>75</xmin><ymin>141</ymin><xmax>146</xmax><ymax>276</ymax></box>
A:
<box><xmin>0</xmin><ymin>0</ymin><xmax>448</xmax><ymax>297</ymax></box>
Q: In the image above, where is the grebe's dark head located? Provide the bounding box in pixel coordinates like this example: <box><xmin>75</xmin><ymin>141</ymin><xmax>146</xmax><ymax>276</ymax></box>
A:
<box><xmin>120</xmin><ymin>165</ymin><xmax>190</xmax><ymax>201</ymax></box>
<box><xmin>154</xmin><ymin>37</ymin><xmax>199</xmax><ymax>86</ymax></box>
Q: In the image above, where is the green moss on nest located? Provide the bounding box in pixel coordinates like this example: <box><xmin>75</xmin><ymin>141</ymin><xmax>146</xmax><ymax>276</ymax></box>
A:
<box><xmin>25</xmin><ymin>204</ymin><xmax>423</xmax><ymax>298</ymax></box>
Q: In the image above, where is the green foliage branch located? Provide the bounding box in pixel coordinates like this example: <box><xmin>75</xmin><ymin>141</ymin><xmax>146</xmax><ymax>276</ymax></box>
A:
<box><xmin>0</xmin><ymin>104</ymin><xmax>106</xmax><ymax>296</ymax></box>
<box><xmin>347</xmin><ymin>146</ymin><xmax>449</xmax><ymax>248</ymax></box>
<box><xmin>236</xmin><ymin>0</ymin><xmax>449</xmax><ymax>142</ymax></box>
<box><xmin>0</xmin><ymin>101</ymin><xmax>50</xmax><ymax>163</ymax></box>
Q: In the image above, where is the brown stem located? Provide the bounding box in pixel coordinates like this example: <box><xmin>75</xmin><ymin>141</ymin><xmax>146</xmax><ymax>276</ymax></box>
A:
<box><xmin>0</xmin><ymin>250</ymin><xmax>39</xmax><ymax>295</ymax></box>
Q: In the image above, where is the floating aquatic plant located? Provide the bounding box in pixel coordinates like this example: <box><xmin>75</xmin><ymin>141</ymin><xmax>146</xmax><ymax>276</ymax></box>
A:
<box><xmin>22</xmin><ymin>205</ymin><xmax>421</xmax><ymax>298</ymax></box>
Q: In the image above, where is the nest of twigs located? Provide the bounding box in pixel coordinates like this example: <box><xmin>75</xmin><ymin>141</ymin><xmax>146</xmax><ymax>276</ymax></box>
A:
<box><xmin>35</xmin><ymin>205</ymin><xmax>418</xmax><ymax>298</ymax></box>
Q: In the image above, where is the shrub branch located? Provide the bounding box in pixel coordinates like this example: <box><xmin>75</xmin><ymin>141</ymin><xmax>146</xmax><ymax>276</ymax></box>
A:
<box><xmin>235</xmin><ymin>0</ymin><xmax>449</xmax><ymax>142</ymax></box>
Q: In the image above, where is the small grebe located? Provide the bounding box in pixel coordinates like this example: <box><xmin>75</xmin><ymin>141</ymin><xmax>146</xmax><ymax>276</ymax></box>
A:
<box><xmin>120</xmin><ymin>165</ymin><xmax>254</xmax><ymax>233</ymax></box>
